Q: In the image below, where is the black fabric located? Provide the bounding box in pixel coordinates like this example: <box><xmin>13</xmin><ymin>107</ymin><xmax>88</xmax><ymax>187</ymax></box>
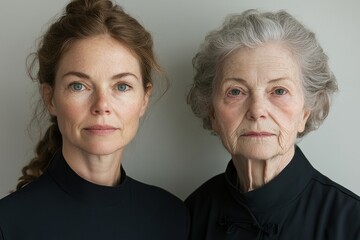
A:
<box><xmin>185</xmin><ymin>146</ymin><xmax>360</xmax><ymax>239</ymax></box>
<box><xmin>0</xmin><ymin>152</ymin><xmax>189</xmax><ymax>240</ymax></box>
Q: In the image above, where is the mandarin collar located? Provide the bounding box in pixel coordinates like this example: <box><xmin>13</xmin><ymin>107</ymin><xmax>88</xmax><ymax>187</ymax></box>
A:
<box><xmin>225</xmin><ymin>146</ymin><xmax>315</xmax><ymax>213</ymax></box>
<box><xmin>47</xmin><ymin>151</ymin><xmax>128</xmax><ymax>206</ymax></box>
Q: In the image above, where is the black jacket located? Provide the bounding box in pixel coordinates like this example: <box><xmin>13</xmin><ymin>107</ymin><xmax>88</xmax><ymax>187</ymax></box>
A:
<box><xmin>185</xmin><ymin>146</ymin><xmax>360</xmax><ymax>239</ymax></box>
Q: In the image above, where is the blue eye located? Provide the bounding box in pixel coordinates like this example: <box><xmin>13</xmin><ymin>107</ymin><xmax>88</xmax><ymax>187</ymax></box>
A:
<box><xmin>229</xmin><ymin>89</ymin><xmax>241</xmax><ymax>96</ymax></box>
<box><xmin>70</xmin><ymin>83</ymin><xmax>84</xmax><ymax>91</ymax></box>
<box><xmin>274</xmin><ymin>88</ymin><xmax>287</xmax><ymax>95</ymax></box>
<box><xmin>117</xmin><ymin>83</ymin><xmax>129</xmax><ymax>92</ymax></box>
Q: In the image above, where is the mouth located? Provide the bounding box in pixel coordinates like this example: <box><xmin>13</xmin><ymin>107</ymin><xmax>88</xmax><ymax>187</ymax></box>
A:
<box><xmin>83</xmin><ymin>125</ymin><xmax>118</xmax><ymax>135</ymax></box>
<box><xmin>241</xmin><ymin>131</ymin><xmax>275</xmax><ymax>137</ymax></box>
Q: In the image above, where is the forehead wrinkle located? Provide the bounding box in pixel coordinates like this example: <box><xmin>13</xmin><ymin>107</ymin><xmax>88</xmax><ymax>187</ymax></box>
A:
<box><xmin>219</xmin><ymin>44</ymin><xmax>302</xmax><ymax>91</ymax></box>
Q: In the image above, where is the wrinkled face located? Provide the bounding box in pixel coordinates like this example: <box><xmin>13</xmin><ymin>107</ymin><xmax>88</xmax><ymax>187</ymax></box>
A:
<box><xmin>211</xmin><ymin>42</ymin><xmax>310</xmax><ymax>161</ymax></box>
<box><xmin>43</xmin><ymin>35</ymin><xmax>151</xmax><ymax>157</ymax></box>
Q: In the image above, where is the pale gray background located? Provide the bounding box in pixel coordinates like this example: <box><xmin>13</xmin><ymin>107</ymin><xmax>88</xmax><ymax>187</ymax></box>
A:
<box><xmin>0</xmin><ymin>0</ymin><xmax>359</xmax><ymax>200</ymax></box>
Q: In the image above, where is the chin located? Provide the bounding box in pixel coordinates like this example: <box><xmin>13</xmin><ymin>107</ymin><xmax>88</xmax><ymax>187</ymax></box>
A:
<box><xmin>83</xmin><ymin>143</ymin><xmax>125</xmax><ymax>156</ymax></box>
<box><xmin>234</xmin><ymin>143</ymin><xmax>280</xmax><ymax>161</ymax></box>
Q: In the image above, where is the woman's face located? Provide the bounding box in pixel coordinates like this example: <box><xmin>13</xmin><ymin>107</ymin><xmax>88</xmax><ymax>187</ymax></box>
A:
<box><xmin>43</xmin><ymin>35</ymin><xmax>150</xmax><ymax>157</ymax></box>
<box><xmin>211</xmin><ymin>42</ymin><xmax>310</xmax><ymax>161</ymax></box>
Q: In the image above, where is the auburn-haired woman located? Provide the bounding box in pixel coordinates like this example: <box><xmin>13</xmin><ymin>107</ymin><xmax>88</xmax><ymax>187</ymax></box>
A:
<box><xmin>0</xmin><ymin>0</ymin><xmax>188</xmax><ymax>239</ymax></box>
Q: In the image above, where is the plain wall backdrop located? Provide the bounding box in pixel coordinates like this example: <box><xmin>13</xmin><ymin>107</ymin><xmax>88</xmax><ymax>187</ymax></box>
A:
<box><xmin>0</xmin><ymin>0</ymin><xmax>359</xmax><ymax>200</ymax></box>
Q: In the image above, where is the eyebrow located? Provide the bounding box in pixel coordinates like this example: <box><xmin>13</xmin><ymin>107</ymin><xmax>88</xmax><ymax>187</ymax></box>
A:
<box><xmin>224</xmin><ymin>77</ymin><xmax>290</xmax><ymax>84</ymax></box>
<box><xmin>61</xmin><ymin>71</ymin><xmax>139</xmax><ymax>80</ymax></box>
<box><xmin>224</xmin><ymin>77</ymin><xmax>246</xmax><ymax>84</ymax></box>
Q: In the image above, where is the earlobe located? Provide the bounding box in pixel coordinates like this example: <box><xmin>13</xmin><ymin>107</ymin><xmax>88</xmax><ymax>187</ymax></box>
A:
<box><xmin>41</xmin><ymin>83</ymin><xmax>56</xmax><ymax>116</ymax></box>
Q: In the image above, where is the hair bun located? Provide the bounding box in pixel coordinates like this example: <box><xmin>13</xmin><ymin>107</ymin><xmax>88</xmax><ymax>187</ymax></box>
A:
<box><xmin>65</xmin><ymin>0</ymin><xmax>114</xmax><ymax>16</ymax></box>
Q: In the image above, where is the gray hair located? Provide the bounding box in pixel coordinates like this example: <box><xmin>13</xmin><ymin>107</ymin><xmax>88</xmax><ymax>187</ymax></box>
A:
<box><xmin>187</xmin><ymin>9</ymin><xmax>338</xmax><ymax>137</ymax></box>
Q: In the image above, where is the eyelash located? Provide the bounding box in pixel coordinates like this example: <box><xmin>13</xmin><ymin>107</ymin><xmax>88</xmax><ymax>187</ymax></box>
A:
<box><xmin>272</xmin><ymin>87</ymin><xmax>288</xmax><ymax>96</ymax></box>
<box><xmin>116</xmin><ymin>83</ymin><xmax>131</xmax><ymax>92</ymax></box>
<box><xmin>225</xmin><ymin>87</ymin><xmax>288</xmax><ymax>98</ymax></box>
<box><xmin>69</xmin><ymin>82</ymin><xmax>86</xmax><ymax>92</ymax></box>
<box><xmin>68</xmin><ymin>82</ymin><xmax>132</xmax><ymax>92</ymax></box>
<box><xmin>227</xmin><ymin>88</ymin><xmax>245</xmax><ymax>97</ymax></box>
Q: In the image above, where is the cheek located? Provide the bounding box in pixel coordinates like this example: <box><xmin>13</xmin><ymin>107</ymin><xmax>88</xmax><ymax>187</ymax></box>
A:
<box><xmin>116</xmin><ymin>98</ymin><xmax>145</xmax><ymax>121</ymax></box>
<box><xmin>213</xmin><ymin>104</ymin><xmax>245</xmax><ymax>135</ymax></box>
<box><xmin>275</xmin><ymin>103</ymin><xmax>306</xmax><ymax>135</ymax></box>
<box><xmin>54</xmin><ymin>98</ymin><xmax>85</xmax><ymax>125</ymax></box>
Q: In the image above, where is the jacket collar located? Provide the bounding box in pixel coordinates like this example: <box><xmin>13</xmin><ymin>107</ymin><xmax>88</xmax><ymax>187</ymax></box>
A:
<box><xmin>225</xmin><ymin>145</ymin><xmax>315</xmax><ymax>213</ymax></box>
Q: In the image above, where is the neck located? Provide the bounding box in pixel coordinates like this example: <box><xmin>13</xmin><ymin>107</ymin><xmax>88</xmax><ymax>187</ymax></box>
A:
<box><xmin>232</xmin><ymin>146</ymin><xmax>295</xmax><ymax>192</ymax></box>
<box><xmin>62</xmin><ymin>148</ymin><xmax>122</xmax><ymax>187</ymax></box>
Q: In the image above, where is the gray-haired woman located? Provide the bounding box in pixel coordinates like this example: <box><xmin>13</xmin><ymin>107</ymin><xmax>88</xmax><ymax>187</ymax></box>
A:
<box><xmin>185</xmin><ymin>9</ymin><xmax>360</xmax><ymax>239</ymax></box>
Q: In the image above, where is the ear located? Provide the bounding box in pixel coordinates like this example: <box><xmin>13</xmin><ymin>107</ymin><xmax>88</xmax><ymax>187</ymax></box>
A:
<box><xmin>41</xmin><ymin>83</ymin><xmax>57</xmax><ymax>116</ymax></box>
<box><xmin>298</xmin><ymin>108</ymin><xmax>311</xmax><ymax>133</ymax></box>
<box><xmin>210</xmin><ymin>107</ymin><xmax>219</xmax><ymax>134</ymax></box>
<box><xmin>139</xmin><ymin>83</ymin><xmax>153</xmax><ymax>117</ymax></box>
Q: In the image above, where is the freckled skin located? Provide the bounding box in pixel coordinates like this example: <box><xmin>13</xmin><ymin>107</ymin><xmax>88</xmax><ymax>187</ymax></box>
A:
<box><xmin>211</xmin><ymin>42</ymin><xmax>310</xmax><ymax>191</ymax></box>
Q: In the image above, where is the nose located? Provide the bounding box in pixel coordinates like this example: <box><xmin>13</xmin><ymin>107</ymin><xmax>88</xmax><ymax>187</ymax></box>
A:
<box><xmin>91</xmin><ymin>90</ymin><xmax>111</xmax><ymax>115</ymax></box>
<box><xmin>246</xmin><ymin>94</ymin><xmax>267</xmax><ymax>121</ymax></box>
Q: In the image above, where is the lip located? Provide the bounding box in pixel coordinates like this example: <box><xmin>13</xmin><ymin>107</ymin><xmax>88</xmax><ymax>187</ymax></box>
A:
<box><xmin>83</xmin><ymin>124</ymin><xmax>118</xmax><ymax>135</ymax></box>
<box><xmin>241</xmin><ymin>131</ymin><xmax>275</xmax><ymax>137</ymax></box>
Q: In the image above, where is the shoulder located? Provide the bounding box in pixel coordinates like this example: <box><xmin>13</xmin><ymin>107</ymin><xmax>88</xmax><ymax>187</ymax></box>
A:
<box><xmin>126</xmin><ymin>176</ymin><xmax>188</xmax><ymax>214</ymax></box>
<box><xmin>183</xmin><ymin>173</ymin><xmax>227</xmax><ymax>240</ymax></box>
<box><xmin>305</xmin><ymin>170</ymin><xmax>360</xmax><ymax>238</ymax></box>
<box><xmin>126</xmin><ymin>177</ymin><xmax>182</xmax><ymax>204</ymax></box>
<box><xmin>0</xmin><ymin>173</ymin><xmax>54</xmax><ymax>209</ymax></box>
<box><xmin>185</xmin><ymin>173</ymin><xmax>226</xmax><ymax>208</ymax></box>
<box><xmin>125</xmin><ymin>177</ymin><xmax>189</xmax><ymax>238</ymax></box>
<box><xmin>294</xmin><ymin>146</ymin><xmax>360</xmax><ymax>210</ymax></box>
<box><xmin>0</xmin><ymin>173</ymin><xmax>56</xmax><ymax>228</ymax></box>
<box><xmin>311</xmin><ymin>169</ymin><xmax>360</xmax><ymax>203</ymax></box>
<box><xmin>309</xmin><ymin>170</ymin><xmax>360</xmax><ymax>215</ymax></box>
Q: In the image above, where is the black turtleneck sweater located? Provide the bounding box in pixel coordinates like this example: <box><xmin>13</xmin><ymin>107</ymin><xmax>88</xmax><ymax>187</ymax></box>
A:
<box><xmin>0</xmin><ymin>152</ymin><xmax>189</xmax><ymax>240</ymax></box>
<box><xmin>185</xmin><ymin>146</ymin><xmax>360</xmax><ymax>239</ymax></box>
